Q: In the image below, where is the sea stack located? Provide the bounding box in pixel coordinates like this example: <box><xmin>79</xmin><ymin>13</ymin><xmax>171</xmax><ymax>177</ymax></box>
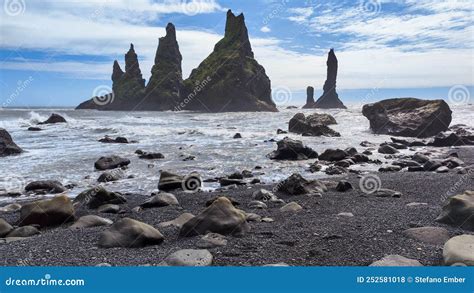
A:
<box><xmin>180</xmin><ymin>10</ymin><xmax>278</xmax><ymax>112</ymax></box>
<box><xmin>139</xmin><ymin>23</ymin><xmax>184</xmax><ymax>110</ymax></box>
<box><xmin>302</xmin><ymin>86</ymin><xmax>314</xmax><ymax>109</ymax></box>
<box><xmin>76</xmin><ymin>44</ymin><xmax>146</xmax><ymax>110</ymax></box>
<box><xmin>307</xmin><ymin>49</ymin><xmax>346</xmax><ymax>109</ymax></box>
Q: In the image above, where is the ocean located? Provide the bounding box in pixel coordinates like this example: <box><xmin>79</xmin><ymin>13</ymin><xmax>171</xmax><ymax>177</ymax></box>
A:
<box><xmin>1</xmin><ymin>103</ymin><xmax>472</xmax><ymax>203</ymax></box>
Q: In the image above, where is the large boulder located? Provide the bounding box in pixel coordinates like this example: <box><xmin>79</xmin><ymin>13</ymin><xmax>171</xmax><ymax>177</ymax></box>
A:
<box><xmin>140</xmin><ymin>193</ymin><xmax>179</xmax><ymax>208</ymax></box>
<box><xmin>0</xmin><ymin>218</ymin><xmax>13</xmax><ymax>237</ymax></box>
<box><xmin>403</xmin><ymin>226</ymin><xmax>450</xmax><ymax>245</ymax></box>
<box><xmin>98</xmin><ymin>218</ymin><xmax>164</xmax><ymax>248</ymax></box>
<box><xmin>288</xmin><ymin>113</ymin><xmax>340</xmax><ymax>136</ymax></box>
<box><xmin>318</xmin><ymin>148</ymin><xmax>349</xmax><ymax>161</ymax></box>
<box><xmin>0</xmin><ymin>128</ymin><xmax>23</xmax><ymax>157</ymax></box>
<box><xmin>94</xmin><ymin>155</ymin><xmax>130</xmax><ymax>170</ymax></box>
<box><xmin>180</xmin><ymin>10</ymin><xmax>277</xmax><ymax>112</ymax></box>
<box><xmin>267</xmin><ymin>137</ymin><xmax>318</xmax><ymax>160</ymax></box>
<box><xmin>443</xmin><ymin>234</ymin><xmax>474</xmax><ymax>266</ymax></box>
<box><xmin>276</xmin><ymin>173</ymin><xmax>327</xmax><ymax>195</ymax></box>
<box><xmin>362</xmin><ymin>98</ymin><xmax>452</xmax><ymax>137</ymax></box>
<box><xmin>38</xmin><ymin>113</ymin><xmax>67</xmax><ymax>124</ymax></box>
<box><xmin>74</xmin><ymin>186</ymin><xmax>126</xmax><ymax>209</ymax></box>
<box><xmin>179</xmin><ymin>197</ymin><xmax>249</xmax><ymax>237</ymax></box>
<box><xmin>19</xmin><ymin>195</ymin><xmax>75</xmax><ymax>227</ymax></box>
<box><xmin>158</xmin><ymin>171</ymin><xmax>184</xmax><ymax>191</ymax></box>
<box><xmin>436</xmin><ymin>190</ymin><xmax>474</xmax><ymax>231</ymax></box>
<box><xmin>24</xmin><ymin>180</ymin><xmax>67</xmax><ymax>194</ymax></box>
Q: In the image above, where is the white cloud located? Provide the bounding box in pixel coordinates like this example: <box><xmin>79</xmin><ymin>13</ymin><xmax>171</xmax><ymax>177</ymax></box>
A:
<box><xmin>287</xmin><ymin>7</ymin><xmax>314</xmax><ymax>24</ymax></box>
<box><xmin>260</xmin><ymin>26</ymin><xmax>271</xmax><ymax>33</ymax></box>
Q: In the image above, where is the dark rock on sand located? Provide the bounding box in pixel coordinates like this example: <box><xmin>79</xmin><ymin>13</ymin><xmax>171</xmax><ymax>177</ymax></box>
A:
<box><xmin>267</xmin><ymin>137</ymin><xmax>318</xmax><ymax>160</ymax></box>
<box><xmin>436</xmin><ymin>190</ymin><xmax>474</xmax><ymax>231</ymax></box>
<box><xmin>99</xmin><ymin>218</ymin><xmax>164</xmax><ymax>248</ymax></box>
<box><xmin>158</xmin><ymin>171</ymin><xmax>184</xmax><ymax>191</ymax></box>
<box><xmin>140</xmin><ymin>193</ymin><xmax>179</xmax><ymax>208</ymax></box>
<box><xmin>423</xmin><ymin>159</ymin><xmax>443</xmax><ymax>171</ymax></box>
<box><xmin>302</xmin><ymin>86</ymin><xmax>315</xmax><ymax>109</ymax></box>
<box><xmin>393</xmin><ymin>159</ymin><xmax>422</xmax><ymax>168</ymax></box>
<box><xmin>19</xmin><ymin>195</ymin><xmax>75</xmax><ymax>227</ymax></box>
<box><xmin>24</xmin><ymin>180</ymin><xmax>67</xmax><ymax>194</ymax></box>
<box><xmin>70</xmin><ymin>215</ymin><xmax>113</xmax><ymax>229</ymax></box>
<box><xmin>362</xmin><ymin>98</ymin><xmax>452</xmax><ymax>137</ymax></box>
<box><xmin>38</xmin><ymin>113</ymin><xmax>67</xmax><ymax>124</ymax></box>
<box><xmin>378</xmin><ymin>144</ymin><xmax>399</xmax><ymax>154</ymax></box>
<box><xmin>412</xmin><ymin>153</ymin><xmax>430</xmax><ymax>164</ymax></box>
<box><xmin>429</xmin><ymin>132</ymin><xmax>474</xmax><ymax>147</ymax></box>
<box><xmin>319</xmin><ymin>148</ymin><xmax>349</xmax><ymax>161</ymax></box>
<box><xmin>74</xmin><ymin>186</ymin><xmax>126</xmax><ymax>209</ymax></box>
<box><xmin>180</xmin><ymin>197</ymin><xmax>249</xmax><ymax>237</ymax></box>
<box><xmin>306</xmin><ymin>49</ymin><xmax>346</xmax><ymax>109</ymax></box>
<box><xmin>94</xmin><ymin>155</ymin><xmax>130</xmax><ymax>170</ymax></box>
<box><xmin>0</xmin><ymin>128</ymin><xmax>23</xmax><ymax>157</ymax></box>
<box><xmin>379</xmin><ymin>165</ymin><xmax>402</xmax><ymax>172</ymax></box>
<box><xmin>0</xmin><ymin>218</ymin><xmax>13</xmax><ymax>237</ymax></box>
<box><xmin>220</xmin><ymin>178</ymin><xmax>246</xmax><ymax>187</ymax></box>
<box><xmin>276</xmin><ymin>173</ymin><xmax>326</xmax><ymax>195</ymax></box>
<box><xmin>325</xmin><ymin>165</ymin><xmax>347</xmax><ymax>175</ymax></box>
<box><xmin>180</xmin><ymin>10</ymin><xmax>277</xmax><ymax>112</ymax></box>
<box><xmin>7</xmin><ymin>226</ymin><xmax>40</xmax><ymax>238</ymax></box>
<box><xmin>288</xmin><ymin>113</ymin><xmax>340</xmax><ymax>136</ymax></box>
<box><xmin>336</xmin><ymin>180</ymin><xmax>353</xmax><ymax>192</ymax></box>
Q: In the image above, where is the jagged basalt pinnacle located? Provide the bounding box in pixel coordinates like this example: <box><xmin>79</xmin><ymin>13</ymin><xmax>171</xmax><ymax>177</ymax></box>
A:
<box><xmin>139</xmin><ymin>23</ymin><xmax>184</xmax><ymax>110</ymax></box>
<box><xmin>303</xmin><ymin>86</ymin><xmax>314</xmax><ymax>109</ymax></box>
<box><xmin>180</xmin><ymin>9</ymin><xmax>277</xmax><ymax>112</ymax></box>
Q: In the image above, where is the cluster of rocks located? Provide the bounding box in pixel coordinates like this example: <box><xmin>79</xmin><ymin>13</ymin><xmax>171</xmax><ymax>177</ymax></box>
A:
<box><xmin>288</xmin><ymin>113</ymin><xmax>340</xmax><ymax>137</ymax></box>
<box><xmin>76</xmin><ymin>10</ymin><xmax>277</xmax><ymax>113</ymax></box>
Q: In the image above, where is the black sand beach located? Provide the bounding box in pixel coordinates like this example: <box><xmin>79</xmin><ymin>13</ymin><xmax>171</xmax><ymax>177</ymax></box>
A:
<box><xmin>1</xmin><ymin>147</ymin><xmax>472</xmax><ymax>267</ymax></box>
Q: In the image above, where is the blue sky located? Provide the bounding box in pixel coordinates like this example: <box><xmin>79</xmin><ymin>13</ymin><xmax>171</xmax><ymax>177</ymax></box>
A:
<box><xmin>0</xmin><ymin>0</ymin><xmax>473</xmax><ymax>107</ymax></box>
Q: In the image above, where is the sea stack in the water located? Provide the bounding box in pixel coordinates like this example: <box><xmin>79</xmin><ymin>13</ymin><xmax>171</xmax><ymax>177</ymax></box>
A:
<box><xmin>180</xmin><ymin>10</ymin><xmax>277</xmax><ymax>112</ymax></box>
<box><xmin>362</xmin><ymin>98</ymin><xmax>452</xmax><ymax>137</ymax></box>
<box><xmin>305</xmin><ymin>49</ymin><xmax>346</xmax><ymax>109</ymax></box>
<box><xmin>302</xmin><ymin>86</ymin><xmax>315</xmax><ymax>109</ymax></box>
<box><xmin>76</xmin><ymin>44</ymin><xmax>146</xmax><ymax>110</ymax></box>
<box><xmin>139</xmin><ymin>23</ymin><xmax>184</xmax><ymax>111</ymax></box>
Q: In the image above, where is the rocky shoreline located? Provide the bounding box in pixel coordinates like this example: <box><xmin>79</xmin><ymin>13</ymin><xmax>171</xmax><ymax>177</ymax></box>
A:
<box><xmin>0</xmin><ymin>146</ymin><xmax>472</xmax><ymax>266</ymax></box>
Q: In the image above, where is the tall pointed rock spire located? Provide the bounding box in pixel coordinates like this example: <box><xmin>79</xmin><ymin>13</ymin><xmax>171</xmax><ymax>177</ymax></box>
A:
<box><xmin>313</xmin><ymin>49</ymin><xmax>346</xmax><ymax>109</ymax></box>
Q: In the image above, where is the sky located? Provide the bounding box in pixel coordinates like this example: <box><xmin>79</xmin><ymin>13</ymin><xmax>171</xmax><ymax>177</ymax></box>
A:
<box><xmin>0</xmin><ymin>0</ymin><xmax>473</xmax><ymax>107</ymax></box>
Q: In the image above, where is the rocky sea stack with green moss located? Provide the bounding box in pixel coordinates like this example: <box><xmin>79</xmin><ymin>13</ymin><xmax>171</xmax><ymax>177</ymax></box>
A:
<box><xmin>181</xmin><ymin>10</ymin><xmax>277</xmax><ymax>112</ymax></box>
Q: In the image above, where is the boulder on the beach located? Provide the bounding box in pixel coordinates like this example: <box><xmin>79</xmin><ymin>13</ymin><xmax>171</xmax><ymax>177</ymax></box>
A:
<box><xmin>6</xmin><ymin>226</ymin><xmax>40</xmax><ymax>238</ymax></box>
<box><xmin>74</xmin><ymin>186</ymin><xmax>126</xmax><ymax>209</ymax></box>
<box><xmin>0</xmin><ymin>203</ymin><xmax>21</xmax><ymax>213</ymax></box>
<box><xmin>99</xmin><ymin>218</ymin><xmax>164</xmax><ymax>248</ymax></box>
<box><xmin>379</xmin><ymin>165</ymin><xmax>402</xmax><ymax>172</ymax></box>
<box><xmin>97</xmin><ymin>169</ymin><xmax>124</xmax><ymax>183</ymax></box>
<box><xmin>443</xmin><ymin>234</ymin><xmax>474</xmax><ymax>266</ymax></box>
<box><xmin>276</xmin><ymin>173</ymin><xmax>326</xmax><ymax>195</ymax></box>
<box><xmin>196</xmin><ymin>233</ymin><xmax>228</xmax><ymax>249</ymax></box>
<box><xmin>160</xmin><ymin>249</ymin><xmax>213</xmax><ymax>266</ymax></box>
<box><xmin>369</xmin><ymin>255</ymin><xmax>423</xmax><ymax>266</ymax></box>
<box><xmin>19</xmin><ymin>195</ymin><xmax>75</xmax><ymax>227</ymax></box>
<box><xmin>158</xmin><ymin>171</ymin><xmax>184</xmax><ymax>191</ymax></box>
<box><xmin>98</xmin><ymin>204</ymin><xmax>121</xmax><ymax>214</ymax></box>
<box><xmin>362</xmin><ymin>98</ymin><xmax>452</xmax><ymax>137</ymax></box>
<box><xmin>180</xmin><ymin>197</ymin><xmax>249</xmax><ymax>237</ymax></box>
<box><xmin>24</xmin><ymin>180</ymin><xmax>67</xmax><ymax>194</ymax></box>
<box><xmin>94</xmin><ymin>155</ymin><xmax>130</xmax><ymax>170</ymax></box>
<box><xmin>280</xmin><ymin>202</ymin><xmax>303</xmax><ymax>213</ymax></box>
<box><xmin>267</xmin><ymin>137</ymin><xmax>318</xmax><ymax>160</ymax></box>
<box><xmin>403</xmin><ymin>226</ymin><xmax>450</xmax><ymax>245</ymax></box>
<box><xmin>158</xmin><ymin>213</ymin><xmax>195</xmax><ymax>229</ymax></box>
<box><xmin>0</xmin><ymin>218</ymin><xmax>13</xmax><ymax>237</ymax></box>
<box><xmin>325</xmin><ymin>165</ymin><xmax>347</xmax><ymax>175</ymax></box>
<box><xmin>319</xmin><ymin>148</ymin><xmax>349</xmax><ymax>161</ymax></box>
<box><xmin>0</xmin><ymin>128</ymin><xmax>23</xmax><ymax>157</ymax></box>
<box><xmin>252</xmin><ymin>189</ymin><xmax>279</xmax><ymax>202</ymax></box>
<box><xmin>205</xmin><ymin>196</ymin><xmax>240</xmax><ymax>207</ymax></box>
<box><xmin>38</xmin><ymin>113</ymin><xmax>67</xmax><ymax>124</ymax></box>
<box><xmin>70</xmin><ymin>215</ymin><xmax>113</xmax><ymax>229</ymax></box>
<box><xmin>378</xmin><ymin>144</ymin><xmax>399</xmax><ymax>154</ymax></box>
<box><xmin>140</xmin><ymin>193</ymin><xmax>179</xmax><ymax>208</ymax></box>
<box><xmin>423</xmin><ymin>159</ymin><xmax>443</xmax><ymax>171</ymax></box>
<box><xmin>436</xmin><ymin>190</ymin><xmax>474</xmax><ymax>231</ymax></box>
<box><xmin>288</xmin><ymin>113</ymin><xmax>340</xmax><ymax>136</ymax></box>
<box><xmin>336</xmin><ymin>180</ymin><xmax>353</xmax><ymax>192</ymax></box>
